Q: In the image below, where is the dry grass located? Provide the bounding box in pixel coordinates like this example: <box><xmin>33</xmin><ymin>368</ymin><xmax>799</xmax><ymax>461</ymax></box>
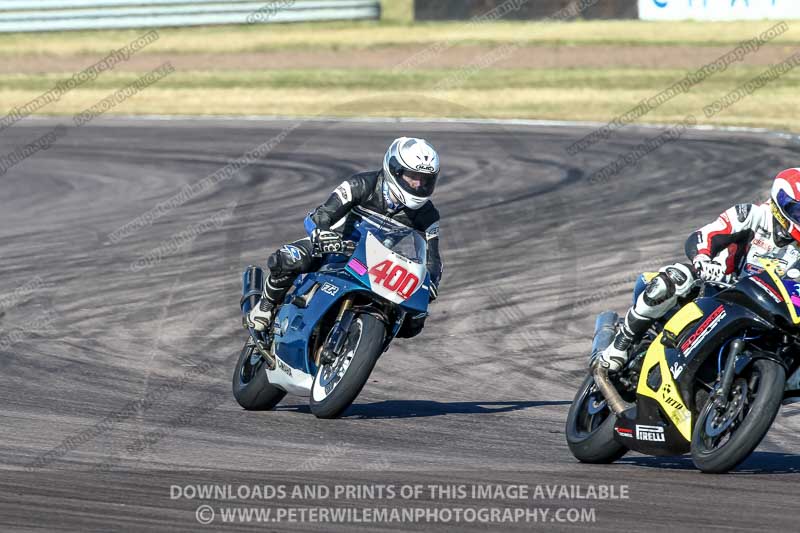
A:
<box><xmin>3</xmin><ymin>81</ymin><xmax>797</xmax><ymax>132</ymax></box>
<box><xmin>1</xmin><ymin>18</ymin><xmax>798</xmax><ymax>131</ymax></box>
<box><xmin>0</xmin><ymin>20</ymin><xmax>798</xmax><ymax>57</ymax></box>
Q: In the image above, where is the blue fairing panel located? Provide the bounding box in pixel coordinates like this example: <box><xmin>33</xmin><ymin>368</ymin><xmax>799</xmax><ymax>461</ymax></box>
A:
<box><xmin>272</xmin><ymin>272</ymin><xmax>367</xmax><ymax>377</ymax></box>
<box><xmin>273</xmin><ymin>214</ymin><xmax>431</xmax><ymax>379</ymax></box>
<box><xmin>400</xmin><ymin>272</ymin><xmax>430</xmax><ymax>313</ymax></box>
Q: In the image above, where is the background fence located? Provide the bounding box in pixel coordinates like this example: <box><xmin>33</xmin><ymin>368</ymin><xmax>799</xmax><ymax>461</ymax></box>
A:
<box><xmin>0</xmin><ymin>0</ymin><xmax>381</xmax><ymax>33</ymax></box>
<box><xmin>414</xmin><ymin>0</ymin><xmax>800</xmax><ymax>21</ymax></box>
<box><xmin>413</xmin><ymin>0</ymin><xmax>638</xmax><ymax>21</ymax></box>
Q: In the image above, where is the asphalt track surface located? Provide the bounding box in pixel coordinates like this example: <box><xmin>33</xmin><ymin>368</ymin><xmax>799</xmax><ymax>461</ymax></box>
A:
<box><xmin>2</xmin><ymin>117</ymin><xmax>800</xmax><ymax>532</ymax></box>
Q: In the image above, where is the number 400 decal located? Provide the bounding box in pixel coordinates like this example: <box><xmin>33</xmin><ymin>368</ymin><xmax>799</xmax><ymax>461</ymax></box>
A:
<box><xmin>368</xmin><ymin>259</ymin><xmax>420</xmax><ymax>299</ymax></box>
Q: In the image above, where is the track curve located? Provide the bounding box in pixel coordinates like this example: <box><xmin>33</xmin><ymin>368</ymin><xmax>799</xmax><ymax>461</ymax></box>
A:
<box><xmin>1</xmin><ymin>118</ymin><xmax>799</xmax><ymax>531</ymax></box>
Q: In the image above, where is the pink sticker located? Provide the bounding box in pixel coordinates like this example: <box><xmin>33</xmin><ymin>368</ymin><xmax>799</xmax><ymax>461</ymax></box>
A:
<box><xmin>348</xmin><ymin>259</ymin><xmax>367</xmax><ymax>276</ymax></box>
<box><xmin>791</xmin><ymin>295</ymin><xmax>800</xmax><ymax>308</ymax></box>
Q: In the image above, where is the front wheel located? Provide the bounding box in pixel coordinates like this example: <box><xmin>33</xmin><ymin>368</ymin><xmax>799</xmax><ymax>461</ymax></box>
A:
<box><xmin>691</xmin><ymin>359</ymin><xmax>785</xmax><ymax>473</ymax></box>
<box><xmin>232</xmin><ymin>340</ymin><xmax>286</xmax><ymax>410</ymax></box>
<box><xmin>310</xmin><ymin>314</ymin><xmax>385</xmax><ymax>419</ymax></box>
<box><xmin>565</xmin><ymin>374</ymin><xmax>627</xmax><ymax>464</ymax></box>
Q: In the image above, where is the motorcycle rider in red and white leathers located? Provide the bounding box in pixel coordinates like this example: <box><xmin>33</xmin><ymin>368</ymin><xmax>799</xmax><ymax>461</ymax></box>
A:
<box><xmin>246</xmin><ymin>137</ymin><xmax>443</xmax><ymax>338</ymax></box>
<box><xmin>599</xmin><ymin>168</ymin><xmax>800</xmax><ymax>372</ymax></box>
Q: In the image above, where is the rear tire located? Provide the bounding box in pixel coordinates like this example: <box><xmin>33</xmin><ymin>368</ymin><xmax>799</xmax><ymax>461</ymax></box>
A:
<box><xmin>691</xmin><ymin>359</ymin><xmax>785</xmax><ymax>473</ymax></box>
<box><xmin>310</xmin><ymin>314</ymin><xmax>385</xmax><ymax>419</ymax></box>
<box><xmin>232</xmin><ymin>341</ymin><xmax>286</xmax><ymax>410</ymax></box>
<box><xmin>566</xmin><ymin>374</ymin><xmax>627</xmax><ymax>464</ymax></box>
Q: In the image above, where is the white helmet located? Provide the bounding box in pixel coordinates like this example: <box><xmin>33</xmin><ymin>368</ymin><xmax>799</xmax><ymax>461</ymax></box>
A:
<box><xmin>382</xmin><ymin>137</ymin><xmax>440</xmax><ymax>210</ymax></box>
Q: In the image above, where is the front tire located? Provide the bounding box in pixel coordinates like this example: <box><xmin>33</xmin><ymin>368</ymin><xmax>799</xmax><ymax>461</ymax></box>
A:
<box><xmin>566</xmin><ymin>374</ymin><xmax>627</xmax><ymax>464</ymax></box>
<box><xmin>232</xmin><ymin>341</ymin><xmax>286</xmax><ymax>410</ymax></box>
<box><xmin>310</xmin><ymin>314</ymin><xmax>385</xmax><ymax>419</ymax></box>
<box><xmin>691</xmin><ymin>359</ymin><xmax>785</xmax><ymax>473</ymax></box>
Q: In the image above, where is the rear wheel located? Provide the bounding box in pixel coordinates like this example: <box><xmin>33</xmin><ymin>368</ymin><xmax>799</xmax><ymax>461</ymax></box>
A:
<box><xmin>565</xmin><ymin>374</ymin><xmax>627</xmax><ymax>464</ymax></box>
<box><xmin>232</xmin><ymin>340</ymin><xmax>286</xmax><ymax>410</ymax></box>
<box><xmin>309</xmin><ymin>314</ymin><xmax>385</xmax><ymax>419</ymax></box>
<box><xmin>691</xmin><ymin>359</ymin><xmax>785</xmax><ymax>473</ymax></box>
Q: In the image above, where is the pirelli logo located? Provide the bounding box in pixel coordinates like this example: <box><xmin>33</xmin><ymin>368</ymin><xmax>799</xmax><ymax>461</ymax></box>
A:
<box><xmin>635</xmin><ymin>425</ymin><xmax>665</xmax><ymax>442</ymax></box>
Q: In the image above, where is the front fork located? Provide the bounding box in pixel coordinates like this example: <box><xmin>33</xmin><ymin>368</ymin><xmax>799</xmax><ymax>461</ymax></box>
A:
<box><xmin>316</xmin><ymin>296</ymin><xmax>354</xmax><ymax>366</ymax></box>
<box><xmin>714</xmin><ymin>338</ymin><xmax>745</xmax><ymax>409</ymax></box>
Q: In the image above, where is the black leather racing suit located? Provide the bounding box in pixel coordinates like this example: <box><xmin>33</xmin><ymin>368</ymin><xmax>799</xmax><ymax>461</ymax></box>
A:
<box><xmin>262</xmin><ymin>170</ymin><xmax>443</xmax><ymax>337</ymax></box>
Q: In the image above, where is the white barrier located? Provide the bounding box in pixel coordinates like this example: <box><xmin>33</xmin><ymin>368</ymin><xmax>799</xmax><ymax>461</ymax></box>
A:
<box><xmin>639</xmin><ymin>0</ymin><xmax>800</xmax><ymax>21</ymax></box>
<box><xmin>0</xmin><ymin>1</ymin><xmax>381</xmax><ymax>33</ymax></box>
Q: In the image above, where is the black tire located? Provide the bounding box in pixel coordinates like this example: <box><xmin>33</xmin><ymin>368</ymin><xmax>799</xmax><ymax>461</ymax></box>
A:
<box><xmin>565</xmin><ymin>374</ymin><xmax>627</xmax><ymax>464</ymax></box>
<box><xmin>309</xmin><ymin>314</ymin><xmax>385</xmax><ymax>419</ymax></box>
<box><xmin>232</xmin><ymin>340</ymin><xmax>286</xmax><ymax>410</ymax></box>
<box><xmin>691</xmin><ymin>359</ymin><xmax>785</xmax><ymax>473</ymax></box>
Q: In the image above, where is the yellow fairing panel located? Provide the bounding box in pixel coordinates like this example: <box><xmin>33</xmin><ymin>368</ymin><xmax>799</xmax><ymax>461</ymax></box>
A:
<box><xmin>637</xmin><ymin>334</ymin><xmax>692</xmax><ymax>441</ymax></box>
<box><xmin>663</xmin><ymin>302</ymin><xmax>704</xmax><ymax>338</ymax></box>
<box><xmin>765</xmin><ymin>267</ymin><xmax>800</xmax><ymax>325</ymax></box>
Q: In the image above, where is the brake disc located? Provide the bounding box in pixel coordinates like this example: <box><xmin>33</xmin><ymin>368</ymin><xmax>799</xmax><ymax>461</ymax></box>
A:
<box><xmin>704</xmin><ymin>378</ymin><xmax>748</xmax><ymax>438</ymax></box>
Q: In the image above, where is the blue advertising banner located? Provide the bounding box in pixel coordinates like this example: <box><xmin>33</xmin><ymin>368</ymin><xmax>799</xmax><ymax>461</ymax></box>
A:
<box><xmin>640</xmin><ymin>0</ymin><xmax>800</xmax><ymax>20</ymax></box>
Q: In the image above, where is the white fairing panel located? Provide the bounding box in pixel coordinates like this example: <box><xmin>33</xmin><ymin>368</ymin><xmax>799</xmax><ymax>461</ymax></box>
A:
<box><xmin>266</xmin><ymin>355</ymin><xmax>313</xmax><ymax>397</ymax></box>
<box><xmin>364</xmin><ymin>232</ymin><xmax>426</xmax><ymax>304</ymax></box>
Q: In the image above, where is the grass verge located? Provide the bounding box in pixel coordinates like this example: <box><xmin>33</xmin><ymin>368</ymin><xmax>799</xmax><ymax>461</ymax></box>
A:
<box><xmin>2</xmin><ymin>18</ymin><xmax>799</xmax><ymax>132</ymax></box>
<box><xmin>1</xmin><ymin>20</ymin><xmax>799</xmax><ymax>56</ymax></box>
<box><xmin>3</xmin><ymin>67</ymin><xmax>798</xmax><ymax>131</ymax></box>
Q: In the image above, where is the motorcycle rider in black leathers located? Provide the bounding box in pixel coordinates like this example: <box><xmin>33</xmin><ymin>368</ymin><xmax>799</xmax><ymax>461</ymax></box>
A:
<box><xmin>246</xmin><ymin>137</ymin><xmax>443</xmax><ymax>338</ymax></box>
<box><xmin>597</xmin><ymin>168</ymin><xmax>800</xmax><ymax>372</ymax></box>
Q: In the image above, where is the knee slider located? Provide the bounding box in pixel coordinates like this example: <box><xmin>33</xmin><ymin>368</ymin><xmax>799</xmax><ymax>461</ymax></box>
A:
<box><xmin>635</xmin><ymin>273</ymin><xmax>677</xmax><ymax>319</ymax></box>
<box><xmin>642</xmin><ymin>272</ymin><xmax>674</xmax><ymax>307</ymax></box>
<box><xmin>268</xmin><ymin>244</ymin><xmax>308</xmax><ymax>276</ymax></box>
<box><xmin>662</xmin><ymin>263</ymin><xmax>696</xmax><ymax>298</ymax></box>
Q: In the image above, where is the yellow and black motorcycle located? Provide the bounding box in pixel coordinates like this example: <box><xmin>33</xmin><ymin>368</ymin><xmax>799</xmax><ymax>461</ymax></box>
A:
<box><xmin>566</xmin><ymin>260</ymin><xmax>800</xmax><ymax>473</ymax></box>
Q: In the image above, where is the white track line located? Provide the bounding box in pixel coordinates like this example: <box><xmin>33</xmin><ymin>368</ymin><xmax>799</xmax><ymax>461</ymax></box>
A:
<box><xmin>19</xmin><ymin>114</ymin><xmax>800</xmax><ymax>140</ymax></box>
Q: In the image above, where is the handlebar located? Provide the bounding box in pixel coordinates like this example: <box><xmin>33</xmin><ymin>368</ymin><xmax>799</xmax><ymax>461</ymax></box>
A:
<box><xmin>341</xmin><ymin>240</ymin><xmax>357</xmax><ymax>254</ymax></box>
<box><xmin>703</xmin><ymin>279</ymin><xmax>735</xmax><ymax>289</ymax></box>
<box><xmin>312</xmin><ymin>240</ymin><xmax>357</xmax><ymax>258</ymax></box>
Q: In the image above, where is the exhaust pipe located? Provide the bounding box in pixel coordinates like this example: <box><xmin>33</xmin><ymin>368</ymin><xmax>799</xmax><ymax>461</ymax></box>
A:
<box><xmin>590</xmin><ymin>311</ymin><xmax>618</xmax><ymax>362</ymax></box>
<box><xmin>240</xmin><ymin>265</ymin><xmax>264</xmax><ymax>316</ymax></box>
<box><xmin>592</xmin><ymin>364</ymin><xmax>629</xmax><ymax>416</ymax></box>
<box><xmin>589</xmin><ymin>311</ymin><xmax>628</xmax><ymax>416</ymax></box>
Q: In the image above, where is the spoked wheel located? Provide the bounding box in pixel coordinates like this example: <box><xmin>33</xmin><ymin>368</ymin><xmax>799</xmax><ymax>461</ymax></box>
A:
<box><xmin>692</xmin><ymin>359</ymin><xmax>785</xmax><ymax>473</ymax></box>
<box><xmin>566</xmin><ymin>374</ymin><xmax>627</xmax><ymax>464</ymax></box>
<box><xmin>232</xmin><ymin>340</ymin><xmax>286</xmax><ymax>410</ymax></box>
<box><xmin>310</xmin><ymin>314</ymin><xmax>385</xmax><ymax>419</ymax></box>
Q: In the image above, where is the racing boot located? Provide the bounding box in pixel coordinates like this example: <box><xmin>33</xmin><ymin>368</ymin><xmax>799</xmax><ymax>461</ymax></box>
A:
<box><xmin>247</xmin><ymin>297</ymin><xmax>274</xmax><ymax>332</ymax></box>
<box><xmin>598</xmin><ymin>263</ymin><xmax>695</xmax><ymax>372</ymax></box>
<box><xmin>246</xmin><ymin>271</ymin><xmax>295</xmax><ymax>331</ymax></box>
<box><xmin>598</xmin><ymin>308</ymin><xmax>651</xmax><ymax>372</ymax></box>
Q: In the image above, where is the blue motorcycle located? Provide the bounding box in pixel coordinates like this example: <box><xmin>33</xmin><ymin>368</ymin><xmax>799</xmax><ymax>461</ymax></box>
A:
<box><xmin>233</xmin><ymin>212</ymin><xmax>431</xmax><ymax>418</ymax></box>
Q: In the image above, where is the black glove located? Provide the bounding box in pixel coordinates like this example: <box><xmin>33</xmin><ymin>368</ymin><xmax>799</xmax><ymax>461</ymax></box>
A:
<box><xmin>312</xmin><ymin>229</ymin><xmax>346</xmax><ymax>254</ymax></box>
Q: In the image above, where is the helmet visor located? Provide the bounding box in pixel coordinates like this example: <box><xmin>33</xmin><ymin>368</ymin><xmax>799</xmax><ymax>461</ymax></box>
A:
<box><xmin>398</xmin><ymin>170</ymin><xmax>437</xmax><ymax>197</ymax></box>
<box><xmin>776</xmin><ymin>189</ymin><xmax>800</xmax><ymax>226</ymax></box>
